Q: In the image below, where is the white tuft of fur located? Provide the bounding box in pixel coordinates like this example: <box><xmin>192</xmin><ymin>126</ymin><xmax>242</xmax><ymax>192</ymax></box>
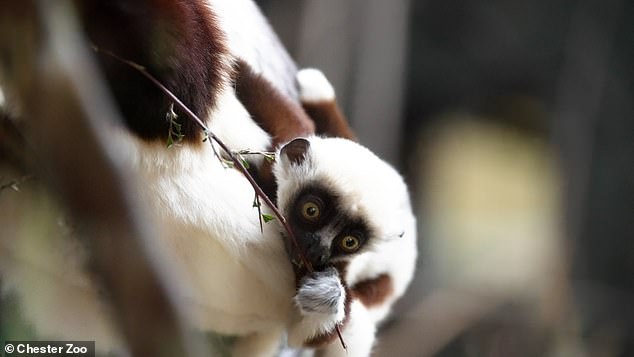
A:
<box><xmin>287</xmin><ymin>270</ymin><xmax>346</xmax><ymax>347</ymax></box>
<box><xmin>297</xmin><ymin>68</ymin><xmax>335</xmax><ymax>103</ymax></box>
<box><xmin>294</xmin><ymin>269</ymin><xmax>346</xmax><ymax>317</ymax></box>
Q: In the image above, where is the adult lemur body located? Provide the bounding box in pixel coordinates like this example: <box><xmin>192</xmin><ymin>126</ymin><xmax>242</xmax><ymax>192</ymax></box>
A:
<box><xmin>0</xmin><ymin>1</ymin><xmax>416</xmax><ymax>356</ymax></box>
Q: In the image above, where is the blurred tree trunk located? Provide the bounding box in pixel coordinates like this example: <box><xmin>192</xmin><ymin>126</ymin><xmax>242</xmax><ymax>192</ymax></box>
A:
<box><xmin>0</xmin><ymin>2</ymin><xmax>206</xmax><ymax>356</ymax></box>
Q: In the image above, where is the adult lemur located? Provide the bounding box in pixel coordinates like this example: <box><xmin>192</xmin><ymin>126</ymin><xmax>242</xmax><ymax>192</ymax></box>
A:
<box><xmin>0</xmin><ymin>1</ymin><xmax>417</xmax><ymax>356</ymax></box>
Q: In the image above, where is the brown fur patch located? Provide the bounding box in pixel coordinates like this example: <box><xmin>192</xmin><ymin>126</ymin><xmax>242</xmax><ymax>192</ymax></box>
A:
<box><xmin>302</xmin><ymin>101</ymin><xmax>356</xmax><ymax>141</ymax></box>
<box><xmin>351</xmin><ymin>273</ymin><xmax>394</xmax><ymax>308</ymax></box>
<box><xmin>77</xmin><ymin>0</ymin><xmax>230</xmax><ymax>144</ymax></box>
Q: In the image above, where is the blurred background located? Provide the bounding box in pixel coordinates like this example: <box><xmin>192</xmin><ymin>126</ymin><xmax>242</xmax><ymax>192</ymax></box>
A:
<box><xmin>258</xmin><ymin>0</ymin><xmax>633</xmax><ymax>356</ymax></box>
<box><xmin>1</xmin><ymin>0</ymin><xmax>633</xmax><ymax>356</ymax></box>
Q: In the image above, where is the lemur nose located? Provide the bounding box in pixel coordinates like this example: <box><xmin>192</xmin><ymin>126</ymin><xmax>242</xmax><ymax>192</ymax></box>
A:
<box><xmin>303</xmin><ymin>235</ymin><xmax>330</xmax><ymax>269</ymax></box>
<box><xmin>317</xmin><ymin>254</ymin><xmax>329</xmax><ymax>267</ymax></box>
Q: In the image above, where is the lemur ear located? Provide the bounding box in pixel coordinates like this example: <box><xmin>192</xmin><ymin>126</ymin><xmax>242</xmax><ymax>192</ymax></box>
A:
<box><xmin>280</xmin><ymin>138</ymin><xmax>310</xmax><ymax>165</ymax></box>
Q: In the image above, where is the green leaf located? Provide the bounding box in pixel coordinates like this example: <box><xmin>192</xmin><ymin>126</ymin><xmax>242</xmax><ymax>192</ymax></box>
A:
<box><xmin>240</xmin><ymin>157</ymin><xmax>250</xmax><ymax>169</ymax></box>
<box><xmin>262</xmin><ymin>214</ymin><xmax>275</xmax><ymax>223</ymax></box>
<box><xmin>166</xmin><ymin>102</ymin><xmax>184</xmax><ymax>149</ymax></box>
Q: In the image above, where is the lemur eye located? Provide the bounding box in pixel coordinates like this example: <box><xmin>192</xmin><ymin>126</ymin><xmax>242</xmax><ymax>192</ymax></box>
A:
<box><xmin>301</xmin><ymin>201</ymin><xmax>321</xmax><ymax>221</ymax></box>
<box><xmin>340</xmin><ymin>235</ymin><xmax>361</xmax><ymax>252</ymax></box>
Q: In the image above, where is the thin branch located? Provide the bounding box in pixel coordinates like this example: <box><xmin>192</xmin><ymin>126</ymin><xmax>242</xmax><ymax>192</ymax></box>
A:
<box><xmin>236</xmin><ymin>150</ymin><xmax>276</xmax><ymax>163</ymax></box>
<box><xmin>253</xmin><ymin>193</ymin><xmax>264</xmax><ymax>233</ymax></box>
<box><xmin>92</xmin><ymin>46</ymin><xmax>351</xmax><ymax>349</ymax></box>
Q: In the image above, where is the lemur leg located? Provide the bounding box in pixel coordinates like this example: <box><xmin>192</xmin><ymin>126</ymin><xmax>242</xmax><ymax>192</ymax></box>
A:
<box><xmin>297</xmin><ymin>69</ymin><xmax>356</xmax><ymax>141</ymax></box>
<box><xmin>315</xmin><ymin>300</ymin><xmax>376</xmax><ymax>357</ymax></box>
<box><xmin>234</xmin><ymin>59</ymin><xmax>315</xmax><ymax>198</ymax></box>
<box><xmin>235</xmin><ymin>61</ymin><xmax>355</xmax><ymax>147</ymax></box>
<box><xmin>232</xmin><ymin>328</ymin><xmax>284</xmax><ymax>357</ymax></box>
<box><xmin>235</xmin><ymin>59</ymin><xmax>315</xmax><ymax>148</ymax></box>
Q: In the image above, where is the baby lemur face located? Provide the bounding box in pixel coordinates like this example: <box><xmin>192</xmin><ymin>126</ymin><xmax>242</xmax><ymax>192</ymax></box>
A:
<box><xmin>273</xmin><ymin>136</ymin><xmax>413</xmax><ymax>271</ymax></box>
<box><xmin>286</xmin><ymin>183</ymin><xmax>374</xmax><ymax>269</ymax></box>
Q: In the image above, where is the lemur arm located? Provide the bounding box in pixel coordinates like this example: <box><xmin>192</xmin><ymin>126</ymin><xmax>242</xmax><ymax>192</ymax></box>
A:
<box><xmin>235</xmin><ymin>59</ymin><xmax>315</xmax><ymax>148</ymax></box>
<box><xmin>235</xmin><ymin>61</ymin><xmax>356</xmax><ymax>147</ymax></box>
<box><xmin>234</xmin><ymin>60</ymin><xmax>355</xmax><ymax>198</ymax></box>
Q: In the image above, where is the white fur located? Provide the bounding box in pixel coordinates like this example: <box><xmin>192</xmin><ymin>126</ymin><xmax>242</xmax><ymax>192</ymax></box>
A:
<box><xmin>275</xmin><ymin>136</ymin><xmax>415</xmax><ymax>249</ymax></box>
<box><xmin>112</xmin><ymin>87</ymin><xmax>296</xmax><ymax>336</ymax></box>
<box><xmin>287</xmin><ymin>304</ymin><xmax>345</xmax><ymax>348</ymax></box>
<box><xmin>297</xmin><ymin>68</ymin><xmax>336</xmax><ymax>102</ymax></box>
<box><xmin>317</xmin><ymin>300</ymin><xmax>376</xmax><ymax>357</ymax></box>
<box><xmin>209</xmin><ymin>0</ymin><xmax>298</xmax><ymax>99</ymax></box>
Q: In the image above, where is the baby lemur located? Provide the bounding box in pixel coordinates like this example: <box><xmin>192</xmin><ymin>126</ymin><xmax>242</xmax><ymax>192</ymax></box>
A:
<box><xmin>236</xmin><ymin>62</ymin><xmax>417</xmax><ymax>356</ymax></box>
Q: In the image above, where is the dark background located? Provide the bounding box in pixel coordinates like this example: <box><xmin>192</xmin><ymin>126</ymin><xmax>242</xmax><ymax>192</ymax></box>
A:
<box><xmin>258</xmin><ymin>0</ymin><xmax>633</xmax><ymax>355</ymax></box>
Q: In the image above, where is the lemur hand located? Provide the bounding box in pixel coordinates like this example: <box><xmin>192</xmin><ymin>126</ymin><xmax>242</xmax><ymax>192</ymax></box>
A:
<box><xmin>294</xmin><ymin>267</ymin><xmax>346</xmax><ymax>318</ymax></box>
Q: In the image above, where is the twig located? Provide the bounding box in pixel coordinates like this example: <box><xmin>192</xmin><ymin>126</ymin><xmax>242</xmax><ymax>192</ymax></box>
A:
<box><xmin>92</xmin><ymin>46</ymin><xmax>349</xmax><ymax>349</ymax></box>
<box><xmin>253</xmin><ymin>193</ymin><xmax>264</xmax><ymax>233</ymax></box>
<box><xmin>236</xmin><ymin>150</ymin><xmax>276</xmax><ymax>163</ymax></box>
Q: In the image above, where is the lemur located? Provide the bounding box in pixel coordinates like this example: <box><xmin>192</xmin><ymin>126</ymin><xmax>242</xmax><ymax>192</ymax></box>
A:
<box><xmin>0</xmin><ymin>1</ymin><xmax>417</xmax><ymax>356</ymax></box>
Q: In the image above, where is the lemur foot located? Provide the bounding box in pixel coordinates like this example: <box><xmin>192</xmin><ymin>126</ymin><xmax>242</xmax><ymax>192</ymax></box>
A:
<box><xmin>294</xmin><ymin>267</ymin><xmax>346</xmax><ymax>319</ymax></box>
<box><xmin>297</xmin><ymin>68</ymin><xmax>335</xmax><ymax>103</ymax></box>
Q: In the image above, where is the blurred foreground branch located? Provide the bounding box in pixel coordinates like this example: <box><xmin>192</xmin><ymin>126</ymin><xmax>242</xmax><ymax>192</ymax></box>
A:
<box><xmin>0</xmin><ymin>2</ymin><xmax>205</xmax><ymax>356</ymax></box>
